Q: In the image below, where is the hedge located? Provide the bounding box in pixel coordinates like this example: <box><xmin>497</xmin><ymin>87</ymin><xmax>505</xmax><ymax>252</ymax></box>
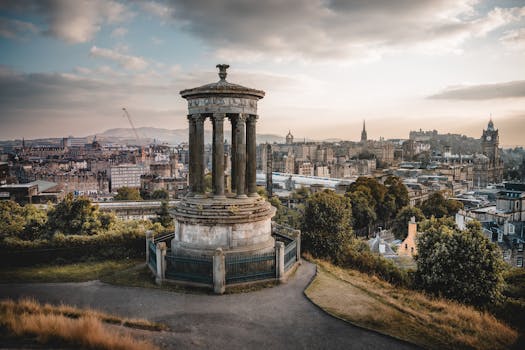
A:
<box><xmin>0</xmin><ymin>230</ymin><xmax>146</xmax><ymax>267</ymax></box>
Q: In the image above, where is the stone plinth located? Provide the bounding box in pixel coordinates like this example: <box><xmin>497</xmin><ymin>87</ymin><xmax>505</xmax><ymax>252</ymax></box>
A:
<box><xmin>172</xmin><ymin>195</ymin><xmax>276</xmax><ymax>256</ymax></box>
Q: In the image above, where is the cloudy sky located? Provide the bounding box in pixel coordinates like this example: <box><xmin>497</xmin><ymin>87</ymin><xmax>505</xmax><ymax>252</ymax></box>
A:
<box><xmin>0</xmin><ymin>0</ymin><xmax>524</xmax><ymax>146</ymax></box>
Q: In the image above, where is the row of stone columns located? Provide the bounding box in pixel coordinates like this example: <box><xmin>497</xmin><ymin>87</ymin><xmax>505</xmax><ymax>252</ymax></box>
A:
<box><xmin>188</xmin><ymin>113</ymin><xmax>258</xmax><ymax>198</ymax></box>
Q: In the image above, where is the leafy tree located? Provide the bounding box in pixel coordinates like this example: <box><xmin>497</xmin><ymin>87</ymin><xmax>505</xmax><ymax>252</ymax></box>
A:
<box><xmin>151</xmin><ymin>189</ymin><xmax>169</xmax><ymax>199</ymax></box>
<box><xmin>20</xmin><ymin>204</ymin><xmax>47</xmax><ymax>240</ymax></box>
<box><xmin>0</xmin><ymin>201</ymin><xmax>48</xmax><ymax>240</ymax></box>
<box><xmin>46</xmin><ymin>194</ymin><xmax>106</xmax><ymax>235</ymax></box>
<box><xmin>301</xmin><ymin>190</ymin><xmax>353</xmax><ymax>260</ymax></box>
<box><xmin>385</xmin><ymin>176</ymin><xmax>409</xmax><ymax>213</ymax></box>
<box><xmin>419</xmin><ymin>192</ymin><xmax>463</xmax><ymax>218</ymax></box>
<box><xmin>415</xmin><ymin>219</ymin><xmax>505</xmax><ymax>307</ymax></box>
<box><xmin>114</xmin><ymin>187</ymin><xmax>141</xmax><ymax>201</ymax></box>
<box><xmin>392</xmin><ymin>206</ymin><xmax>425</xmax><ymax>240</ymax></box>
<box><xmin>346</xmin><ymin>191</ymin><xmax>376</xmax><ymax>236</ymax></box>
<box><xmin>0</xmin><ymin>200</ymin><xmax>26</xmax><ymax>238</ymax></box>
<box><xmin>256</xmin><ymin>186</ymin><xmax>268</xmax><ymax>199</ymax></box>
<box><xmin>154</xmin><ymin>200</ymin><xmax>173</xmax><ymax>229</ymax></box>
<box><xmin>347</xmin><ymin>176</ymin><xmax>405</xmax><ymax>228</ymax></box>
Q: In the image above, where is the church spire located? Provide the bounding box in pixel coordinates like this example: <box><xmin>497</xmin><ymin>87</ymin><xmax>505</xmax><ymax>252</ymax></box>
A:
<box><xmin>360</xmin><ymin>120</ymin><xmax>367</xmax><ymax>143</ymax></box>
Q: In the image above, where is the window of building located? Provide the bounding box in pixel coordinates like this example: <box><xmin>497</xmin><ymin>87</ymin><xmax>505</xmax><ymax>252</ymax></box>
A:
<box><xmin>518</xmin><ymin>257</ymin><xmax>523</xmax><ymax>268</ymax></box>
<box><xmin>405</xmin><ymin>244</ymin><xmax>408</xmax><ymax>249</ymax></box>
<box><xmin>509</xmin><ymin>224</ymin><xmax>515</xmax><ymax>234</ymax></box>
<box><xmin>519</xmin><ymin>243</ymin><xmax>524</xmax><ymax>253</ymax></box>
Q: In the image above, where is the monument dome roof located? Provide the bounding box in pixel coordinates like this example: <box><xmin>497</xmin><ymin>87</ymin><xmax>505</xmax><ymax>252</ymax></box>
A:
<box><xmin>180</xmin><ymin>64</ymin><xmax>265</xmax><ymax>100</ymax></box>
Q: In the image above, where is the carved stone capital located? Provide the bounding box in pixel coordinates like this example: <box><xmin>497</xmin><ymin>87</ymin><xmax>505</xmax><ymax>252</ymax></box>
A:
<box><xmin>188</xmin><ymin>114</ymin><xmax>206</xmax><ymax>123</ymax></box>
<box><xmin>246</xmin><ymin>114</ymin><xmax>259</xmax><ymax>124</ymax></box>
<box><xmin>237</xmin><ymin>113</ymin><xmax>247</xmax><ymax>123</ymax></box>
<box><xmin>211</xmin><ymin>113</ymin><xmax>226</xmax><ymax>123</ymax></box>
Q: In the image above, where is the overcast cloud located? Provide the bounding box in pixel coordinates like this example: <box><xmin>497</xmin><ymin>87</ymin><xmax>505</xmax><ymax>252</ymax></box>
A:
<box><xmin>429</xmin><ymin>80</ymin><xmax>525</xmax><ymax>100</ymax></box>
<box><xmin>160</xmin><ymin>0</ymin><xmax>525</xmax><ymax>61</ymax></box>
<box><xmin>0</xmin><ymin>0</ymin><xmax>524</xmax><ymax>145</ymax></box>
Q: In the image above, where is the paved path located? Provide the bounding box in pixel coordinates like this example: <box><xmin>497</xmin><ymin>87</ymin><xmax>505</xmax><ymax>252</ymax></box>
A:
<box><xmin>0</xmin><ymin>262</ymin><xmax>418</xmax><ymax>349</ymax></box>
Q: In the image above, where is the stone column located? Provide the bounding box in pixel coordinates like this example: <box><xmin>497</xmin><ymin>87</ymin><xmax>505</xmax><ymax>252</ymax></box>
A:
<box><xmin>230</xmin><ymin>116</ymin><xmax>237</xmax><ymax>193</ymax></box>
<box><xmin>155</xmin><ymin>242</ymin><xmax>167</xmax><ymax>285</ymax></box>
<box><xmin>295</xmin><ymin>230</ymin><xmax>302</xmax><ymax>263</ymax></box>
<box><xmin>212</xmin><ymin>113</ymin><xmax>226</xmax><ymax>198</ymax></box>
<box><xmin>187</xmin><ymin>115</ymin><xmax>196</xmax><ymax>195</ymax></box>
<box><xmin>213</xmin><ymin>248</ymin><xmax>226</xmax><ymax>294</ymax></box>
<box><xmin>194</xmin><ymin>114</ymin><xmax>205</xmax><ymax>197</ymax></box>
<box><xmin>234</xmin><ymin>114</ymin><xmax>247</xmax><ymax>198</ymax></box>
<box><xmin>246</xmin><ymin>114</ymin><xmax>258</xmax><ymax>196</ymax></box>
<box><xmin>145</xmin><ymin>230</ymin><xmax>153</xmax><ymax>265</ymax></box>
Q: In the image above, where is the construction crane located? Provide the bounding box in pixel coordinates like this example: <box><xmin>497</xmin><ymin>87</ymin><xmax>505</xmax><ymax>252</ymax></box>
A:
<box><xmin>122</xmin><ymin>108</ymin><xmax>141</xmax><ymax>146</ymax></box>
<box><xmin>122</xmin><ymin>107</ymin><xmax>146</xmax><ymax>164</ymax></box>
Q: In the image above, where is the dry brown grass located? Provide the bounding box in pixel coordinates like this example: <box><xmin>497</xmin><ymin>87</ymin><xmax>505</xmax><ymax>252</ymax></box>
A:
<box><xmin>0</xmin><ymin>298</ymin><xmax>161</xmax><ymax>349</ymax></box>
<box><xmin>305</xmin><ymin>257</ymin><xmax>518</xmax><ymax>350</ymax></box>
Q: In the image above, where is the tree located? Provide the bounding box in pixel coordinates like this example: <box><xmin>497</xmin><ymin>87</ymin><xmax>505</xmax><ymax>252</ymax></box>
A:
<box><xmin>151</xmin><ymin>189</ymin><xmax>169</xmax><ymax>199</ymax></box>
<box><xmin>391</xmin><ymin>206</ymin><xmax>425</xmax><ymax>240</ymax></box>
<box><xmin>419</xmin><ymin>192</ymin><xmax>464</xmax><ymax>218</ymax></box>
<box><xmin>415</xmin><ymin>218</ymin><xmax>505</xmax><ymax>307</ymax></box>
<box><xmin>46</xmin><ymin>194</ymin><xmax>106</xmax><ymax>235</ymax></box>
<box><xmin>20</xmin><ymin>204</ymin><xmax>47</xmax><ymax>240</ymax></box>
<box><xmin>114</xmin><ymin>187</ymin><xmax>141</xmax><ymax>201</ymax></box>
<box><xmin>301</xmin><ymin>190</ymin><xmax>353</xmax><ymax>260</ymax></box>
<box><xmin>385</xmin><ymin>176</ymin><xmax>409</xmax><ymax>214</ymax></box>
<box><xmin>154</xmin><ymin>200</ymin><xmax>173</xmax><ymax>230</ymax></box>
<box><xmin>346</xmin><ymin>177</ymin><xmax>399</xmax><ymax>227</ymax></box>
<box><xmin>0</xmin><ymin>200</ymin><xmax>25</xmax><ymax>238</ymax></box>
<box><xmin>346</xmin><ymin>191</ymin><xmax>376</xmax><ymax>236</ymax></box>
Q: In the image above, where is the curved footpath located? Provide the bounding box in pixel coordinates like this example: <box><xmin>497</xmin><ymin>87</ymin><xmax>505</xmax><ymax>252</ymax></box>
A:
<box><xmin>0</xmin><ymin>262</ymin><xmax>418</xmax><ymax>349</ymax></box>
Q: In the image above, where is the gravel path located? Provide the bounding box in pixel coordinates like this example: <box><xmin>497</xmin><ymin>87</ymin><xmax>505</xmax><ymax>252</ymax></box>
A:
<box><xmin>0</xmin><ymin>261</ymin><xmax>418</xmax><ymax>349</ymax></box>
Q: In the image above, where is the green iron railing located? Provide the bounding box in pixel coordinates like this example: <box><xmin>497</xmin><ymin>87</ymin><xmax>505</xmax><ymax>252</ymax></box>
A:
<box><xmin>165</xmin><ymin>254</ymin><xmax>213</xmax><ymax>285</ymax></box>
<box><xmin>225</xmin><ymin>252</ymin><xmax>276</xmax><ymax>284</ymax></box>
<box><xmin>148</xmin><ymin>241</ymin><xmax>157</xmax><ymax>272</ymax></box>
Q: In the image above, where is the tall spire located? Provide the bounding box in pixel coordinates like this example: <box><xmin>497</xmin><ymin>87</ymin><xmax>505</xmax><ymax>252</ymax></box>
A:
<box><xmin>361</xmin><ymin>119</ymin><xmax>367</xmax><ymax>143</ymax></box>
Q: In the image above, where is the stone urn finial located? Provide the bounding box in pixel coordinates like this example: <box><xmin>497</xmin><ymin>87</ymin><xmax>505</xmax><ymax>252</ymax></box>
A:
<box><xmin>216</xmin><ymin>64</ymin><xmax>229</xmax><ymax>81</ymax></box>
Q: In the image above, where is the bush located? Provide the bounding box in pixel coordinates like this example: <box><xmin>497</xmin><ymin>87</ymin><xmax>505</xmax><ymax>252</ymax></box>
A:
<box><xmin>340</xmin><ymin>240</ymin><xmax>413</xmax><ymax>287</ymax></box>
<box><xmin>0</xmin><ymin>222</ymin><xmax>150</xmax><ymax>267</ymax></box>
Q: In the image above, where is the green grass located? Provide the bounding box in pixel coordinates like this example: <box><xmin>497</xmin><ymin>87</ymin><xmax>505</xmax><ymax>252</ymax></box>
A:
<box><xmin>0</xmin><ymin>260</ymin><xmax>140</xmax><ymax>283</ymax></box>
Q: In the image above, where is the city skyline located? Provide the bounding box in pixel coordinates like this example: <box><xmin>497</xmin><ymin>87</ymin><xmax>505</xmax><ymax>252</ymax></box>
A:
<box><xmin>1</xmin><ymin>0</ymin><xmax>525</xmax><ymax>146</ymax></box>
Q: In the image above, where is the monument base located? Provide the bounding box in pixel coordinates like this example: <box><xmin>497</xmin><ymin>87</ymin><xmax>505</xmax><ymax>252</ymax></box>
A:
<box><xmin>171</xmin><ymin>195</ymin><xmax>276</xmax><ymax>256</ymax></box>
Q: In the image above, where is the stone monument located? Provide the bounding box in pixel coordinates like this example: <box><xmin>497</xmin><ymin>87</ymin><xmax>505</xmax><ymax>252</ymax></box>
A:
<box><xmin>172</xmin><ymin>64</ymin><xmax>276</xmax><ymax>256</ymax></box>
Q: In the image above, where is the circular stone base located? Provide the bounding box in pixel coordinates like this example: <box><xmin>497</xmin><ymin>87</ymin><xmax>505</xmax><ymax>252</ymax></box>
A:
<box><xmin>171</xmin><ymin>195</ymin><xmax>276</xmax><ymax>255</ymax></box>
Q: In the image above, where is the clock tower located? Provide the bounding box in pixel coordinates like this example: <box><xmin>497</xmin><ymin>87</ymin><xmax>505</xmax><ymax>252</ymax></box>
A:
<box><xmin>475</xmin><ymin>118</ymin><xmax>503</xmax><ymax>187</ymax></box>
<box><xmin>481</xmin><ymin>118</ymin><xmax>499</xmax><ymax>167</ymax></box>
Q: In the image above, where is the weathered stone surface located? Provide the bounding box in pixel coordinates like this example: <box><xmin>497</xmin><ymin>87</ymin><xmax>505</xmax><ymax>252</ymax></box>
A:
<box><xmin>175</xmin><ymin>65</ymin><xmax>275</xmax><ymax>259</ymax></box>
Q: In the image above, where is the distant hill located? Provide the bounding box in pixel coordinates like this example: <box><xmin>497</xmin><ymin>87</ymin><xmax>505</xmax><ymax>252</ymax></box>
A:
<box><xmin>94</xmin><ymin>127</ymin><xmax>284</xmax><ymax>145</ymax></box>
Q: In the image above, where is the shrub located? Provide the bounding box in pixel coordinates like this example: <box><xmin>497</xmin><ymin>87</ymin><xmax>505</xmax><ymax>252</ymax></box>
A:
<box><xmin>340</xmin><ymin>240</ymin><xmax>413</xmax><ymax>287</ymax></box>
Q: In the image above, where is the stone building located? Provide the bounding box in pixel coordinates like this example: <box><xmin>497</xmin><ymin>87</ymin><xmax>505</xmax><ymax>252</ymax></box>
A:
<box><xmin>399</xmin><ymin>217</ymin><xmax>418</xmax><ymax>257</ymax></box>
<box><xmin>473</xmin><ymin>119</ymin><xmax>504</xmax><ymax>188</ymax></box>
<box><xmin>109</xmin><ymin>164</ymin><xmax>147</xmax><ymax>192</ymax></box>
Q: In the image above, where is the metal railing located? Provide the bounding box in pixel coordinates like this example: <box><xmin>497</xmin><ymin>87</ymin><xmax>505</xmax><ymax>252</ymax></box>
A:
<box><xmin>225</xmin><ymin>252</ymin><xmax>276</xmax><ymax>284</ymax></box>
<box><xmin>165</xmin><ymin>254</ymin><xmax>213</xmax><ymax>285</ymax></box>
<box><xmin>284</xmin><ymin>240</ymin><xmax>297</xmax><ymax>271</ymax></box>
<box><xmin>154</xmin><ymin>232</ymin><xmax>175</xmax><ymax>244</ymax></box>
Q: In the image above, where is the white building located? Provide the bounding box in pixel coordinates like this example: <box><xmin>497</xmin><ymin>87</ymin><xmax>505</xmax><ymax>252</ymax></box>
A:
<box><xmin>109</xmin><ymin>164</ymin><xmax>147</xmax><ymax>192</ymax></box>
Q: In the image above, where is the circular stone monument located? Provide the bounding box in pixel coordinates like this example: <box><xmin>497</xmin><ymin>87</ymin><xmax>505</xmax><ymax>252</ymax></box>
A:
<box><xmin>172</xmin><ymin>64</ymin><xmax>276</xmax><ymax>256</ymax></box>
